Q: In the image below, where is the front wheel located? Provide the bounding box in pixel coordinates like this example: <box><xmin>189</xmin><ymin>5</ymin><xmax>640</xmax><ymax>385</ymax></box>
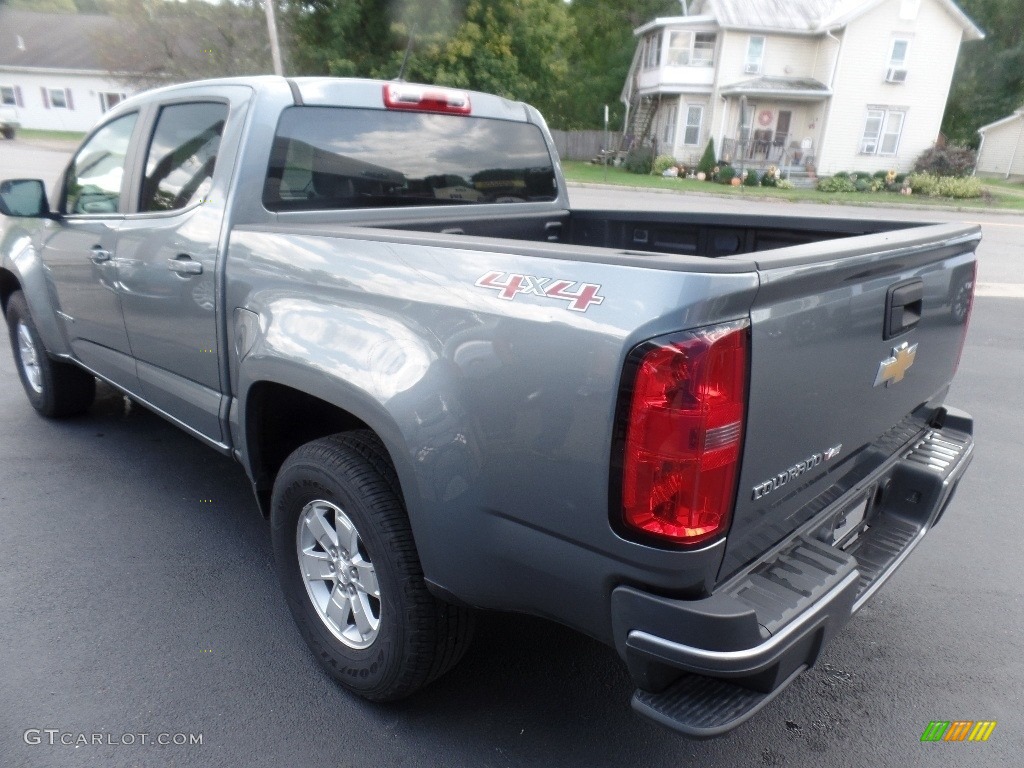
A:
<box><xmin>270</xmin><ymin>430</ymin><xmax>474</xmax><ymax>701</ymax></box>
<box><xmin>5</xmin><ymin>291</ymin><xmax>95</xmax><ymax>417</ymax></box>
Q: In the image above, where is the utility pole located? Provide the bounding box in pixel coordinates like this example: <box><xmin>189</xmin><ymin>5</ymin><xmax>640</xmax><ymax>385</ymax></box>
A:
<box><xmin>263</xmin><ymin>0</ymin><xmax>284</xmax><ymax>76</ymax></box>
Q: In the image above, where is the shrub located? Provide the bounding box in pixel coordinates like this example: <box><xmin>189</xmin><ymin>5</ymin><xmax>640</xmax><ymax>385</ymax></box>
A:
<box><xmin>761</xmin><ymin>165</ymin><xmax>779</xmax><ymax>187</ymax></box>
<box><xmin>907</xmin><ymin>172</ymin><xmax>939</xmax><ymax>195</ymax></box>
<box><xmin>914</xmin><ymin>145</ymin><xmax>977</xmax><ymax>178</ymax></box>
<box><xmin>936</xmin><ymin>175</ymin><xmax>983</xmax><ymax>198</ymax></box>
<box><xmin>776</xmin><ymin>178</ymin><xmax>795</xmax><ymax>189</ymax></box>
<box><xmin>894</xmin><ymin>173</ymin><xmax>907</xmax><ymax>185</ymax></box>
<box><xmin>817</xmin><ymin>176</ymin><xmax>857</xmax><ymax>193</ymax></box>
<box><xmin>743</xmin><ymin>169</ymin><xmax>760</xmax><ymax>187</ymax></box>
<box><xmin>653</xmin><ymin>154</ymin><xmax>677</xmax><ymax>174</ymax></box>
<box><xmin>718</xmin><ymin>164</ymin><xmax>736</xmax><ymax>184</ymax></box>
<box><xmin>833</xmin><ymin>171</ymin><xmax>850</xmax><ymax>180</ymax></box>
<box><xmin>697</xmin><ymin>139</ymin><xmax>717</xmax><ymax>175</ymax></box>
<box><xmin>855</xmin><ymin>178</ymin><xmax>871</xmax><ymax>192</ymax></box>
<box><xmin>906</xmin><ymin>172</ymin><xmax>983</xmax><ymax>198</ymax></box>
<box><xmin>873</xmin><ymin>170</ymin><xmax>888</xmax><ymax>179</ymax></box>
<box><xmin>624</xmin><ymin>145</ymin><xmax>654</xmax><ymax>174</ymax></box>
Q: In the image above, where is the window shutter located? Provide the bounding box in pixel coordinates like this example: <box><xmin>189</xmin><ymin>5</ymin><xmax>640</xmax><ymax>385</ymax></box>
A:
<box><xmin>15</xmin><ymin>86</ymin><xmax>23</xmax><ymax>107</ymax></box>
<box><xmin>66</xmin><ymin>88</ymin><xmax>74</xmax><ymax>111</ymax></box>
<box><xmin>41</xmin><ymin>87</ymin><xmax>50</xmax><ymax>109</ymax></box>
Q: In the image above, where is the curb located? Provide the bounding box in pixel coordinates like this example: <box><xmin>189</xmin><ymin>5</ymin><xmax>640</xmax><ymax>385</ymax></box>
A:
<box><xmin>565</xmin><ymin>181</ymin><xmax>1024</xmax><ymax>217</ymax></box>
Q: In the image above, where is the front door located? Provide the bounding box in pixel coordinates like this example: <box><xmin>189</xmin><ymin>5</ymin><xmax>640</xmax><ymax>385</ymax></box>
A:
<box><xmin>42</xmin><ymin>112</ymin><xmax>140</xmax><ymax>385</ymax></box>
<box><xmin>115</xmin><ymin>88</ymin><xmax>250</xmax><ymax>444</ymax></box>
<box><xmin>774</xmin><ymin>110</ymin><xmax>792</xmax><ymax>150</ymax></box>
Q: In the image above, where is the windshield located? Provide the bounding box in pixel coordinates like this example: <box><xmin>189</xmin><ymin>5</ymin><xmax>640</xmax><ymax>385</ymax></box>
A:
<box><xmin>263</xmin><ymin>106</ymin><xmax>558</xmax><ymax>211</ymax></box>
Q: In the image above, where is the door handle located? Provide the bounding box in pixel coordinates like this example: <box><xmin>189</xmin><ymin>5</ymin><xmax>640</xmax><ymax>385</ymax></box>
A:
<box><xmin>167</xmin><ymin>255</ymin><xmax>203</xmax><ymax>276</ymax></box>
<box><xmin>90</xmin><ymin>246</ymin><xmax>111</xmax><ymax>263</ymax></box>
<box><xmin>884</xmin><ymin>279</ymin><xmax>923</xmax><ymax>339</ymax></box>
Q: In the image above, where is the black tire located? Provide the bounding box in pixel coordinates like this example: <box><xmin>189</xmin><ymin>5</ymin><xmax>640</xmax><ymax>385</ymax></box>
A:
<box><xmin>0</xmin><ymin>126</ymin><xmax>14</xmax><ymax>140</ymax></box>
<box><xmin>271</xmin><ymin>430</ymin><xmax>474</xmax><ymax>702</ymax></box>
<box><xmin>5</xmin><ymin>291</ymin><xmax>95</xmax><ymax>417</ymax></box>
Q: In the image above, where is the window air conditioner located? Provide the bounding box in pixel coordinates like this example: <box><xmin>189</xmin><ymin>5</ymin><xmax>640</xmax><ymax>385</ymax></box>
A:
<box><xmin>744</xmin><ymin>64</ymin><xmax>760</xmax><ymax>74</ymax></box>
<box><xmin>886</xmin><ymin>67</ymin><xmax>908</xmax><ymax>83</ymax></box>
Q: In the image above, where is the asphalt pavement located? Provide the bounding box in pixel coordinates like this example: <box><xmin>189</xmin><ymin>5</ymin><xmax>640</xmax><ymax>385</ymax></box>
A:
<box><xmin>0</xmin><ymin>141</ymin><xmax>1021</xmax><ymax>767</ymax></box>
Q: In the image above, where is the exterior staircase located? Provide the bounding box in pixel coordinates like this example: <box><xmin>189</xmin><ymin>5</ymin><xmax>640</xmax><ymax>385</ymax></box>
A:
<box><xmin>619</xmin><ymin>93</ymin><xmax>660</xmax><ymax>156</ymax></box>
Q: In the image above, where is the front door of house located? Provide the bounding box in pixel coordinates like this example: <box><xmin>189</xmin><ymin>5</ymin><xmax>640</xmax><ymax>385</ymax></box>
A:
<box><xmin>775</xmin><ymin>110</ymin><xmax>792</xmax><ymax>149</ymax></box>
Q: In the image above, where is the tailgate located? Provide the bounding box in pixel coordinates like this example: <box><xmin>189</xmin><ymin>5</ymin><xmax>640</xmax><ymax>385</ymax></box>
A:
<box><xmin>719</xmin><ymin>223</ymin><xmax>979</xmax><ymax>580</ymax></box>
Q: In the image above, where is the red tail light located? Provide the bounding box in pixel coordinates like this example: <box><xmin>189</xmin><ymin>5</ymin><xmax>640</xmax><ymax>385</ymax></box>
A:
<box><xmin>383</xmin><ymin>83</ymin><xmax>471</xmax><ymax>115</ymax></box>
<box><xmin>618</xmin><ymin>320</ymin><xmax>749</xmax><ymax>546</ymax></box>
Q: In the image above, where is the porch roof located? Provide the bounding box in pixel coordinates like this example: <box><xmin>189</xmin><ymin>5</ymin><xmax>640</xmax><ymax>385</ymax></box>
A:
<box><xmin>719</xmin><ymin>76</ymin><xmax>831</xmax><ymax>101</ymax></box>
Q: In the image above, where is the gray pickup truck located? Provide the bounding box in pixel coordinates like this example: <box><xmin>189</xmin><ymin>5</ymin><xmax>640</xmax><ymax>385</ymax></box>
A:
<box><xmin>0</xmin><ymin>77</ymin><xmax>978</xmax><ymax>737</ymax></box>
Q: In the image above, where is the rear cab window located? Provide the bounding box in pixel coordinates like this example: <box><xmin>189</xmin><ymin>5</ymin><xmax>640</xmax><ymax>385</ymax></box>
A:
<box><xmin>263</xmin><ymin>106</ymin><xmax>557</xmax><ymax>211</ymax></box>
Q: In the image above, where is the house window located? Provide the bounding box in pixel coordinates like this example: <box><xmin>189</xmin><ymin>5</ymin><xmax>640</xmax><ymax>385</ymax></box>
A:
<box><xmin>100</xmin><ymin>92</ymin><xmax>127</xmax><ymax>113</ymax></box>
<box><xmin>886</xmin><ymin>40</ymin><xmax>909</xmax><ymax>82</ymax></box>
<box><xmin>693</xmin><ymin>33</ymin><xmax>716</xmax><ymax>66</ymax></box>
<box><xmin>667</xmin><ymin>31</ymin><xmax>716</xmax><ymax>67</ymax></box>
<box><xmin>683</xmin><ymin>105</ymin><xmax>703</xmax><ymax>145</ymax></box>
<box><xmin>861</xmin><ymin>108</ymin><xmax>906</xmax><ymax>155</ymax></box>
<box><xmin>664</xmin><ymin>104</ymin><xmax>678</xmax><ymax>145</ymax></box>
<box><xmin>889</xmin><ymin>39</ymin><xmax>910</xmax><ymax>67</ymax></box>
<box><xmin>642</xmin><ymin>33</ymin><xmax>662</xmax><ymax>70</ymax></box>
<box><xmin>1</xmin><ymin>86</ymin><xmax>15</xmax><ymax>106</ymax></box>
<box><xmin>745</xmin><ymin>36</ymin><xmax>766</xmax><ymax>74</ymax></box>
<box><xmin>47</xmin><ymin>87</ymin><xmax>72</xmax><ymax>109</ymax></box>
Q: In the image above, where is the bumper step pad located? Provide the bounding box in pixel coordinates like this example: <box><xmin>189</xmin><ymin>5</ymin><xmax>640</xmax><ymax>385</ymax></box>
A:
<box><xmin>620</xmin><ymin>424</ymin><xmax>975</xmax><ymax>739</ymax></box>
<box><xmin>632</xmin><ymin>665</ymin><xmax>806</xmax><ymax>738</ymax></box>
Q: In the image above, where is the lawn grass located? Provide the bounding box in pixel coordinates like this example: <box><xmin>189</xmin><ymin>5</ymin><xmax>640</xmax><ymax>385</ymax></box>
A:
<box><xmin>561</xmin><ymin>160</ymin><xmax>1024</xmax><ymax>212</ymax></box>
<box><xmin>16</xmin><ymin>128</ymin><xmax>87</xmax><ymax>143</ymax></box>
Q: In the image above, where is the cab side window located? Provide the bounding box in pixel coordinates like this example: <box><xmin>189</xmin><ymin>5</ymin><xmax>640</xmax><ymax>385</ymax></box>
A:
<box><xmin>140</xmin><ymin>102</ymin><xmax>228</xmax><ymax>212</ymax></box>
<box><xmin>63</xmin><ymin>112</ymin><xmax>138</xmax><ymax>215</ymax></box>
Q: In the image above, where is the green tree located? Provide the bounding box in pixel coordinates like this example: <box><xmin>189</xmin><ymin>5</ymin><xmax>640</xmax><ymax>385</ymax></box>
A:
<box><xmin>562</xmin><ymin>0</ymin><xmax>681</xmax><ymax>129</ymax></box>
<box><xmin>400</xmin><ymin>0</ymin><xmax>577</xmax><ymax>125</ymax></box>
<box><xmin>288</xmin><ymin>0</ymin><xmax>577</xmax><ymax>127</ymax></box>
<box><xmin>942</xmin><ymin>0</ymin><xmax>1024</xmax><ymax>146</ymax></box>
<box><xmin>286</xmin><ymin>0</ymin><xmax>396</xmax><ymax>78</ymax></box>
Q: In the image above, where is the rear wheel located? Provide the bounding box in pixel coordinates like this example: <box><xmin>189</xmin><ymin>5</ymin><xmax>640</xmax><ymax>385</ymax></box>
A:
<box><xmin>5</xmin><ymin>291</ymin><xmax>95</xmax><ymax>417</ymax></box>
<box><xmin>270</xmin><ymin>430</ymin><xmax>474</xmax><ymax>701</ymax></box>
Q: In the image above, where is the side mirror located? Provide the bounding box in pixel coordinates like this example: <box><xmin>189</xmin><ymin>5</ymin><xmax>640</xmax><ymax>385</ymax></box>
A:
<box><xmin>0</xmin><ymin>179</ymin><xmax>52</xmax><ymax>218</ymax></box>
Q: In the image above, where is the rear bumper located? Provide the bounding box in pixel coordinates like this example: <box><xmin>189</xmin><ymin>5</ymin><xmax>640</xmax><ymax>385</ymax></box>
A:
<box><xmin>612</xmin><ymin>409</ymin><xmax>974</xmax><ymax>737</ymax></box>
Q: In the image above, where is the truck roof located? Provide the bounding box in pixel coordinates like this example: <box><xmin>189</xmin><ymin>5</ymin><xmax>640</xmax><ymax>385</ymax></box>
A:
<box><xmin>115</xmin><ymin>76</ymin><xmax>536</xmax><ymax>124</ymax></box>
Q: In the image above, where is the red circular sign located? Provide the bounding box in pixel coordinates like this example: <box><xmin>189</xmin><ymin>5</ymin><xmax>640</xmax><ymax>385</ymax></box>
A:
<box><xmin>758</xmin><ymin>109</ymin><xmax>773</xmax><ymax>126</ymax></box>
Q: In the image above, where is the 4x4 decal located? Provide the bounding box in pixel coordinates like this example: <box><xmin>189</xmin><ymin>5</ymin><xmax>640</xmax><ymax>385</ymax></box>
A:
<box><xmin>475</xmin><ymin>271</ymin><xmax>605</xmax><ymax>312</ymax></box>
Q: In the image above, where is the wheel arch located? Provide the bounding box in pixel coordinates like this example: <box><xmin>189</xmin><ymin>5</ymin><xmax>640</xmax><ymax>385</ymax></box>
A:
<box><xmin>0</xmin><ymin>267</ymin><xmax>20</xmax><ymax>315</ymax></box>
<box><xmin>1</xmin><ymin>236</ymin><xmax>71</xmax><ymax>356</ymax></box>
<box><xmin>239</xmin><ymin>377</ymin><xmax>415</xmax><ymax>524</ymax></box>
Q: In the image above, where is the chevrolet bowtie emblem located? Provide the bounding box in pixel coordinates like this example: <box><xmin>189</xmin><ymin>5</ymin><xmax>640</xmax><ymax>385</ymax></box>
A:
<box><xmin>874</xmin><ymin>341</ymin><xmax>918</xmax><ymax>387</ymax></box>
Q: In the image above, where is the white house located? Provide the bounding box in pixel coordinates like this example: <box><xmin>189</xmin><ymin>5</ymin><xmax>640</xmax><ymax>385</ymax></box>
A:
<box><xmin>975</xmin><ymin>109</ymin><xmax>1024</xmax><ymax>180</ymax></box>
<box><xmin>620</xmin><ymin>0</ymin><xmax>984</xmax><ymax>175</ymax></box>
<box><xmin>0</xmin><ymin>8</ymin><xmax>135</xmax><ymax>134</ymax></box>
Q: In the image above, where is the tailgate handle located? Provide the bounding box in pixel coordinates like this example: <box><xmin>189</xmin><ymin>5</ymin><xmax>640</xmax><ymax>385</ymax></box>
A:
<box><xmin>884</xmin><ymin>279</ymin><xmax>923</xmax><ymax>339</ymax></box>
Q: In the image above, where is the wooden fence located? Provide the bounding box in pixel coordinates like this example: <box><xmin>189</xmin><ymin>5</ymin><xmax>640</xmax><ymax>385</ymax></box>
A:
<box><xmin>549</xmin><ymin>130</ymin><xmax>623</xmax><ymax>161</ymax></box>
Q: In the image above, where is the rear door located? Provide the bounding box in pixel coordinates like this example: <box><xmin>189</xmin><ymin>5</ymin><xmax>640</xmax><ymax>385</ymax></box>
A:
<box><xmin>719</xmin><ymin>226</ymin><xmax>979</xmax><ymax>579</ymax></box>
<box><xmin>115</xmin><ymin>86</ymin><xmax>252</xmax><ymax>444</ymax></box>
<box><xmin>42</xmin><ymin>111</ymin><xmax>140</xmax><ymax>385</ymax></box>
